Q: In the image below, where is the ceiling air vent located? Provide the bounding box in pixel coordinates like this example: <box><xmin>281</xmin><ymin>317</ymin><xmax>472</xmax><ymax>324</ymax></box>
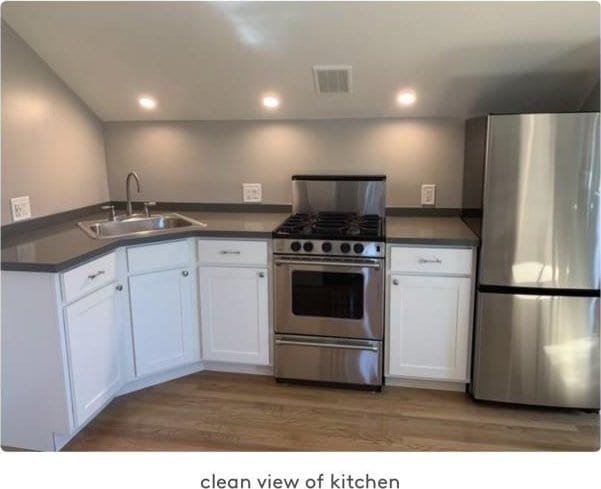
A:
<box><xmin>313</xmin><ymin>65</ymin><xmax>352</xmax><ymax>94</ymax></box>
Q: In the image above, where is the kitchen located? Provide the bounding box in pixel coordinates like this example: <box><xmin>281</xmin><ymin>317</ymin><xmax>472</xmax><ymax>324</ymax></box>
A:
<box><xmin>0</xmin><ymin>0</ymin><xmax>599</xmax><ymax>487</ymax></box>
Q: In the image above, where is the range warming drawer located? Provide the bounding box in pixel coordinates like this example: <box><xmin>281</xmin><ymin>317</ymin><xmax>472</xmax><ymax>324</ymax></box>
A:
<box><xmin>274</xmin><ymin>334</ymin><xmax>382</xmax><ymax>387</ymax></box>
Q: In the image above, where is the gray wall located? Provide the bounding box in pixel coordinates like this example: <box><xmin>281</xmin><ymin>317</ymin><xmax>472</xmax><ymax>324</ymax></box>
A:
<box><xmin>1</xmin><ymin>23</ymin><xmax>109</xmax><ymax>225</ymax></box>
<box><xmin>104</xmin><ymin>118</ymin><xmax>465</xmax><ymax>208</ymax></box>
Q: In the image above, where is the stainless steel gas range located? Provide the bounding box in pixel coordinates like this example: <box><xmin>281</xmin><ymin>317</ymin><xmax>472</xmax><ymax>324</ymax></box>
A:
<box><xmin>273</xmin><ymin>175</ymin><xmax>386</xmax><ymax>389</ymax></box>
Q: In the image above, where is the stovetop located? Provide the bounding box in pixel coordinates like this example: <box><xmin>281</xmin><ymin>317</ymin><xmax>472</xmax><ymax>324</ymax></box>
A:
<box><xmin>273</xmin><ymin>212</ymin><xmax>385</xmax><ymax>241</ymax></box>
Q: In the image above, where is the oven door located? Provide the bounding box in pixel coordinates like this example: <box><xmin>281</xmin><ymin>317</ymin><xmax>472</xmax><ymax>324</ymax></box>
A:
<box><xmin>274</xmin><ymin>255</ymin><xmax>384</xmax><ymax>340</ymax></box>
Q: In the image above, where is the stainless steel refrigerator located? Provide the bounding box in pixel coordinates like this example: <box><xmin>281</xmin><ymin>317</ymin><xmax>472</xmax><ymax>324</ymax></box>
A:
<box><xmin>464</xmin><ymin>113</ymin><xmax>600</xmax><ymax>409</ymax></box>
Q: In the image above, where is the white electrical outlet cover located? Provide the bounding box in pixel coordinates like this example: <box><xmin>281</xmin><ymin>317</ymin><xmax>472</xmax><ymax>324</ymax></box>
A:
<box><xmin>421</xmin><ymin>184</ymin><xmax>436</xmax><ymax>206</ymax></box>
<box><xmin>243</xmin><ymin>183</ymin><xmax>262</xmax><ymax>203</ymax></box>
<box><xmin>10</xmin><ymin>196</ymin><xmax>32</xmax><ymax>221</ymax></box>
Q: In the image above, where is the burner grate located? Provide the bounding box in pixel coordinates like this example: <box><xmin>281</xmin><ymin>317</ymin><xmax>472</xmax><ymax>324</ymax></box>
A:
<box><xmin>275</xmin><ymin>212</ymin><xmax>383</xmax><ymax>238</ymax></box>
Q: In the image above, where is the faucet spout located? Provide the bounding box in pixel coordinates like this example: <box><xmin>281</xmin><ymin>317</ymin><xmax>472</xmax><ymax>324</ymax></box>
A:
<box><xmin>125</xmin><ymin>171</ymin><xmax>141</xmax><ymax>216</ymax></box>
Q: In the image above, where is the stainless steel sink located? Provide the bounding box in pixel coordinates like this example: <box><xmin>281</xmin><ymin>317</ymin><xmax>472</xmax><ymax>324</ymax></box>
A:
<box><xmin>78</xmin><ymin>213</ymin><xmax>207</xmax><ymax>240</ymax></box>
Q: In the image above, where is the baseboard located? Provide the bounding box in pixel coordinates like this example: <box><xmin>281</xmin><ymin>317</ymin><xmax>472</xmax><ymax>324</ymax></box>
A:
<box><xmin>118</xmin><ymin>362</ymin><xmax>205</xmax><ymax>395</ymax></box>
<box><xmin>385</xmin><ymin>377</ymin><xmax>467</xmax><ymax>392</ymax></box>
<box><xmin>118</xmin><ymin>361</ymin><xmax>273</xmax><ymax>396</ymax></box>
<box><xmin>202</xmin><ymin>361</ymin><xmax>274</xmax><ymax>376</ymax></box>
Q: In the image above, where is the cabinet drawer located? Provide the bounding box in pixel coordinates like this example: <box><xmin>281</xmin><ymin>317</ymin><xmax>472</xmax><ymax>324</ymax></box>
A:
<box><xmin>127</xmin><ymin>240</ymin><xmax>191</xmax><ymax>274</ymax></box>
<box><xmin>61</xmin><ymin>252</ymin><xmax>117</xmax><ymax>303</ymax></box>
<box><xmin>197</xmin><ymin>239</ymin><xmax>268</xmax><ymax>266</ymax></box>
<box><xmin>390</xmin><ymin>246</ymin><xmax>472</xmax><ymax>275</ymax></box>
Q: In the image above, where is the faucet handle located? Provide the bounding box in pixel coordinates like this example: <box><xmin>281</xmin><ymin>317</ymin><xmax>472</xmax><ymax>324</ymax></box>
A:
<box><xmin>143</xmin><ymin>201</ymin><xmax>157</xmax><ymax>217</ymax></box>
<box><xmin>101</xmin><ymin>205</ymin><xmax>116</xmax><ymax>221</ymax></box>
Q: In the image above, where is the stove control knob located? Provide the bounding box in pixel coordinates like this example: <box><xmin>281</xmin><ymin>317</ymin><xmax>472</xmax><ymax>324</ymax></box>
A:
<box><xmin>303</xmin><ymin>242</ymin><xmax>314</xmax><ymax>252</ymax></box>
<box><xmin>340</xmin><ymin>243</ymin><xmax>351</xmax><ymax>254</ymax></box>
<box><xmin>353</xmin><ymin>243</ymin><xmax>364</xmax><ymax>254</ymax></box>
<box><xmin>321</xmin><ymin>242</ymin><xmax>332</xmax><ymax>253</ymax></box>
<box><xmin>290</xmin><ymin>241</ymin><xmax>301</xmax><ymax>252</ymax></box>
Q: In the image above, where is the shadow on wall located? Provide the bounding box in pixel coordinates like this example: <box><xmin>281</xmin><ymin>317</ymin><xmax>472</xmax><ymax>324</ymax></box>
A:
<box><xmin>417</xmin><ymin>40</ymin><xmax>600</xmax><ymax>117</ymax></box>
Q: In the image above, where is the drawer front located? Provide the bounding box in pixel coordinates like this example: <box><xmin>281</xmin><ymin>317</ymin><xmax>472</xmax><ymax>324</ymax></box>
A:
<box><xmin>390</xmin><ymin>246</ymin><xmax>473</xmax><ymax>275</ymax></box>
<box><xmin>62</xmin><ymin>252</ymin><xmax>117</xmax><ymax>303</ymax></box>
<box><xmin>197</xmin><ymin>239</ymin><xmax>268</xmax><ymax>266</ymax></box>
<box><xmin>127</xmin><ymin>240</ymin><xmax>191</xmax><ymax>274</ymax></box>
<box><xmin>274</xmin><ymin>335</ymin><xmax>382</xmax><ymax>386</ymax></box>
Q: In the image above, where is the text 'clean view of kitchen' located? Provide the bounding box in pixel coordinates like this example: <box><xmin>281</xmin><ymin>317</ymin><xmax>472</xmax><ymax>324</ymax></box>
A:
<box><xmin>1</xmin><ymin>1</ymin><xmax>600</xmax><ymax>477</ymax></box>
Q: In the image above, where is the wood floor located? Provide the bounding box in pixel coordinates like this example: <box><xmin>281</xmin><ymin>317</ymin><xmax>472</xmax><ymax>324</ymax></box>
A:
<box><xmin>64</xmin><ymin>371</ymin><xmax>599</xmax><ymax>451</ymax></box>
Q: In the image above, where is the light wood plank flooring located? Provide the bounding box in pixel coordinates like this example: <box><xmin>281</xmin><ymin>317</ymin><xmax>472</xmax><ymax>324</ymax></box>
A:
<box><xmin>64</xmin><ymin>371</ymin><xmax>599</xmax><ymax>451</ymax></box>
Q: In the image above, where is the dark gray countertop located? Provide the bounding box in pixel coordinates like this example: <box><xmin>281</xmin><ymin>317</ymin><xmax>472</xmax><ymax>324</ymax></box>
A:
<box><xmin>386</xmin><ymin>217</ymin><xmax>479</xmax><ymax>246</ymax></box>
<box><xmin>2</xmin><ymin>212</ymin><xmax>478</xmax><ymax>273</ymax></box>
<box><xmin>1</xmin><ymin>211</ymin><xmax>289</xmax><ymax>273</ymax></box>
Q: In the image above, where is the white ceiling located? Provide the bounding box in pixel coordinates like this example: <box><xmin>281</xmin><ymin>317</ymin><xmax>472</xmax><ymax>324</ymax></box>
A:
<box><xmin>3</xmin><ymin>1</ymin><xmax>599</xmax><ymax>122</ymax></box>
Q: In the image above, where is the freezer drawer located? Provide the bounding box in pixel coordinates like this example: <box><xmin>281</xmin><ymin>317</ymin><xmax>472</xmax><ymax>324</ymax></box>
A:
<box><xmin>274</xmin><ymin>335</ymin><xmax>382</xmax><ymax>386</ymax></box>
<box><xmin>472</xmin><ymin>292</ymin><xmax>600</xmax><ymax>409</ymax></box>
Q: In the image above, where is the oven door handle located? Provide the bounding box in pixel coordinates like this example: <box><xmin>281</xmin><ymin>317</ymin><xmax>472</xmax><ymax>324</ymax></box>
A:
<box><xmin>275</xmin><ymin>339</ymin><xmax>379</xmax><ymax>352</ymax></box>
<box><xmin>274</xmin><ymin>258</ymin><xmax>381</xmax><ymax>269</ymax></box>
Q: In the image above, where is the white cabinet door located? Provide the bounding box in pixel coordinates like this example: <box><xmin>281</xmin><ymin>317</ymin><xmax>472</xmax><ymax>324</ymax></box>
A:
<box><xmin>388</xmin><ymin>274</ymin><xmax>471</xmax><ymax>381</ymax></box>
<box><xmin>129</xmin><ymin>267</ymin><xmax>198</xmax><ymax>377</ymax></box>
<box><xmin>64</xmin><ymin>282</ymin><xmax>123</xmax><ymax>427</ymax></box>
<box><xmin>199</xmin><ymin>266</ymin><xmax>269</xmax><ymax>365</ymax></box>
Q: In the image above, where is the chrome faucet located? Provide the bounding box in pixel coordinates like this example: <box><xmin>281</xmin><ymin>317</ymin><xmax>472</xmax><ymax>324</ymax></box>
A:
<box><xmin>125</xmin><ymin>171</ymin><xmax>141</xmax><ymax>215</ymax></box>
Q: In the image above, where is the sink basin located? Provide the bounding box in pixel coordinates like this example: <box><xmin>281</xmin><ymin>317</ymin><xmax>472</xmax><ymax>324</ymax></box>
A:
<box><xmin>78</xmin><ymin>213</ymin><xmax>207</xmax><ymax>240</ymax></box>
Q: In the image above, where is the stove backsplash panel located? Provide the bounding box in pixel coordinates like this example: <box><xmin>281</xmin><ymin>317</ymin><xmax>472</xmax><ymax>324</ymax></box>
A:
<box><xmin>292</xmin><ymin>176</ymin><xmax>386</xmax><ymax>217</ymax></box>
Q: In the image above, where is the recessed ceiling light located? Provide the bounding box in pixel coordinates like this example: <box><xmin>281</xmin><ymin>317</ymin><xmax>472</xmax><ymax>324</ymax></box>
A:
<box><xmin>262</xmin><ymin>95</ymin><xmax>280</xmax><ymax>109</ymax></box>
<box><xmin>138</xmin><ymin>96</ymin><xmax>157</xmax><ymax>110</ymax></box>
<box><xmin>396</xmin><ymin>89</ymin><xmax>417</xmax><ymax>106</ymax></box>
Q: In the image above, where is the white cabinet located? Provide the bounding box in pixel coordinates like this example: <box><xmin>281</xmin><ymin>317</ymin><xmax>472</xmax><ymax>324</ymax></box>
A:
<box><xmin>387</xmin><ymin>245</ymin><xmax>475</xmax><ymax>384</ymax></box>
<box><xmin>388</xmin><ymin>274</ymin><xmax>471</xmax><ymax>381</ymax></box>
<box><xmin>129</xmin><ymin>267</ymin><xmax>199</xmax><ymax>377</ymax></box>
<box><xmin>2</xmin><ymin>236</ymin><xmax>271</xmax><ymax>451</ymax></box>
<box><xmin>197</xmin><ymin>239</ymin><xmax>268</xmax><ymax>266</ymax></box>
<box><xmin>199</xmin><ymin>266</ymin><xmax>269</xmax><ymax>365</ymax></box>
<box><xmin>64</xmin><ymin>282</ymin><xmax>123</xmax><ymax>427</ymax></box>
<box><xmin>61</xmin><ymin>252</ymin><xmax>117</xmax><ymax>303</ymax></box>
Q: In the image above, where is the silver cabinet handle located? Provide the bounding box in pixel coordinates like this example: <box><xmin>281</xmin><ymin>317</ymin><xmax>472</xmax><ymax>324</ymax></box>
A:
<box><xmin>392</xmin><ymin>279</ymin><xmax>399</xmax><ymax>285</ymax></box>
<box><xmin>182</xmin><ymin>270</ymin><xmax>189</xmax><ymax>277</ymax></box>
<box><xmin>258</xmin><ymin>271</ymin><xmax>265</xmax><ymax>278</ymax></box>
<box><xmin>88</xmin><ymin>270</ymin><xmax>106</xmax><ymax>280</ymax></box>
<box><xmin>220</xmin><ymin>250</ymin><xmax>241</xmax><ymax>255</ymax></box>
<box><xmin>418</xmin><ymin>258</ymin><xmax>442</xmax><ymax>264</ymax></box>
<box><xmin>115</xmin><ymin>284</ymin><xmax>123</xmax><ymax>291</ymax></box>
<box><xmin>275</xmin><ymin>339</ymin><xmax>379</xmax><ymax>352</ymax></box>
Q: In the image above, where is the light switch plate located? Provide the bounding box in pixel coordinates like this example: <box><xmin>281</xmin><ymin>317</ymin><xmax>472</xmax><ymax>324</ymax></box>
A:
<box><xmin>421</xmin><ymin>184</ymin><xmax>436</xmax><ymax>206</ymax></box>
<box><xmin>10</xmin><ymin>196</ymin><xmax>32</xmax><ymax>221</ymax></box>
<box><xmin>243</xmin><ymin>183</ymin><xmax>262</xmax><ymax>203</ymax></box>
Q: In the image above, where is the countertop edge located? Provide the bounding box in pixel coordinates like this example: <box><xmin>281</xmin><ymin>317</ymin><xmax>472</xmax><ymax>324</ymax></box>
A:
<box><xmin>2</xmin><ymin>216</ymin><xmax>480</xmax><ymax>273</ymax></box>
<box><xmin>1</xmin><ymin>229</ymin><xmax>275</xmax><ymax>273</ymax></box>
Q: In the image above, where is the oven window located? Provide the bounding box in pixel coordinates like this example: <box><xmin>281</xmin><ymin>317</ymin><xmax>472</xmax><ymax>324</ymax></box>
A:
<box><xmin>291</xmin><ymin>271</ymin><xmax>364</xmax><ymax>319</ymax></box>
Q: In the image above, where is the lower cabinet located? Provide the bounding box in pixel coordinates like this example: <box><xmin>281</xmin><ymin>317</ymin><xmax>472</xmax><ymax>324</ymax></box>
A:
<box><xmin>129</xmin><ymin>267</ymin><xmax>198</xmax><ymax>377</ymax></box>
<box><xmin>388</xmin><ymin>274</ymin><xmax>472</xmax><ymax>381</ymax></box>
<box><xmin>64</xmin><ymin>282</ymin><xmax>124</xmax><ymax>427</ymax></box>
<box><xmin>199</xmin><ymin>266</ymin><xmax>269</xmax><ymax>365</ymax></box>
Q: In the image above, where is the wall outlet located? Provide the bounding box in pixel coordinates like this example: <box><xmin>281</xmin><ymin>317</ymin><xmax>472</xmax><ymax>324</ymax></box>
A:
<box><xmin>10</xmin><ymin>196</ymin><xmax>32</xmax><ymax>221</ymax></box>
<box><xmin>243</xmin><ymin>183</ymin><xmax>262</xmax><ymax>203</ymax></box>
<box><xmin>421</xmin><ymin>184</ymin><xmax>436</xmax><ymax>206</ymax></box>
